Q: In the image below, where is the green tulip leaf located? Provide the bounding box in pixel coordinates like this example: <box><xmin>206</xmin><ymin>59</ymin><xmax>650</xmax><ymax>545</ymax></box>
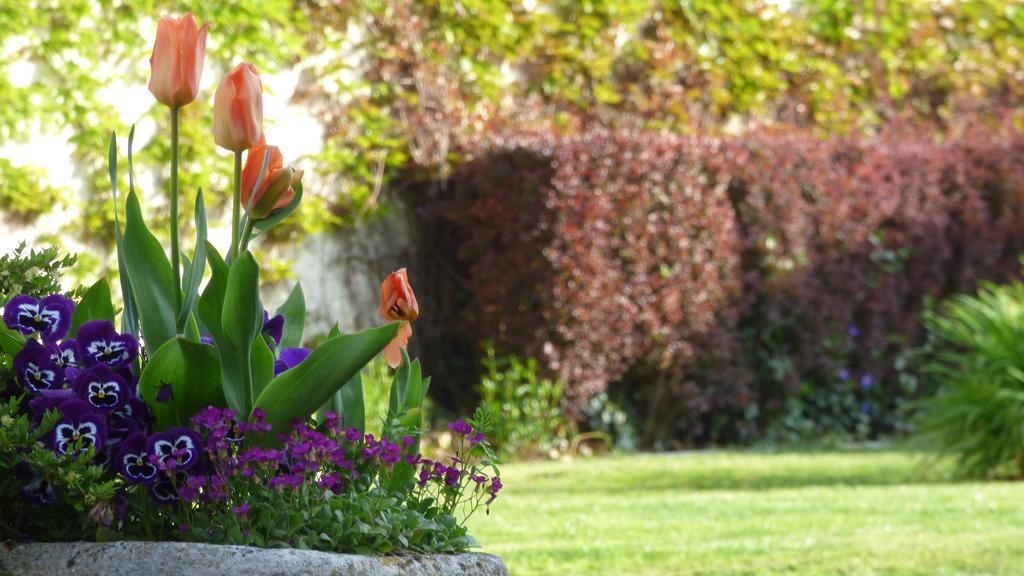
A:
<box><xmin>123</xmin><ymin>189</ymin><xmax>178</xmax><ymax>352</ymax></box>
<box><xmin>251</xmin><ymin>336</ymin><xmax>275</xmax><ymax>402</ymax></box>
<box><xmin>197</xmin><ymin>242</ymin><xmax>229</xmax><ymax>343</ymax></box>
<box><xmin>275</xmin><ymin>282</ymin><xmax>305</xmax><ymax>349</ymax></box>
<box><xmin>177</xmin><ymin>188</ymin><xmax>207</xmax><ymax>332</ymax></box>
<box><xmin>109</xmin><ymin>129</ymin><xmax>139</xmax><ymax>338</ymax></box>
<box><xmin>219</xmin><ymin>251</ymin><xmax>262</xmax><ymax>414</ymax></box>
<box><xmin>138</xmin><ymin>336</ymin><xmax>225</xmax><ymax>430</ymax></box>
<box><xmin>70</xmin><ymin>278</ymin><xmax>115</xmax><ymax>337</ymax></box>
<box><xmin>252</xmin><ymin>322</ymin><xmax>399</xmax><ymax>446</ymax></box>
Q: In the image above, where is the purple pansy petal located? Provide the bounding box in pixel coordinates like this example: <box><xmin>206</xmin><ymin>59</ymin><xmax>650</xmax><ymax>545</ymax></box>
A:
<box><xmin>55</xmin><ymin>339</ymin><xmax>80</xmax><ymax>368</ymax></box>
<box><xmin>262</xmin><ymin>312</ymin><xmax>285</xmax><ymax>347</ymax></box>
<box><xmin>73</xmin><ymin>365</ymin><xmax>129</xmax><ymax>411</ymax></box>
<box><xmin>273</xmin><ymin>347</ymin><xmax>311</xmax><ymax>376</ymax></box>
<box><xmin>28</xmin><ymin>388</ymin><xmax>76</xmax><ymax>422</ymax></box>
<box><xmin>3</xmin><ymin>295</ymin><xmax>39</xmax><ymax>334</ymax></box>
<box><xmin>77</xmin><ymin>320</ymin><xmax>138</xmax><ymax>368</ymax></box>
<box><xmin>117</xmin><ymin>431</ymin><xmax>159</xmax><ymax>484</ymax></box>
<box><xmin>47</xmin><ymin>399</ymin><xmax>107</xmax><ymax>456</ymax></box>
<box><xmin>13</xmin><ymin>340</ymin><xmax>64</xmax><ymax>393</ymax></box>
<box><xmin>37</xmin><ymin>295</ymin><xmax>74</xmax><ymax>343</ymax></box>
<box><xmin>147</xmin><ymin>428</ymin><xmax>202</xmax><ymax>471</ymax></box>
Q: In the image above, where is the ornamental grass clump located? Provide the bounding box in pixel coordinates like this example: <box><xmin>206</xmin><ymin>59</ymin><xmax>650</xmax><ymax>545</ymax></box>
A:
<box><xmin>0</xmin><ymin>11</ymin><xmax>500</xmax><ymax>552</ymax></box>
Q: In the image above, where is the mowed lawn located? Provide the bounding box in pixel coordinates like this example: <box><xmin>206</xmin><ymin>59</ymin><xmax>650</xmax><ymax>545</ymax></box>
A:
<box><xmin>468</xmin><ymin>450</ymin><xmax>1024</xmax><ymax>575</ymax></box>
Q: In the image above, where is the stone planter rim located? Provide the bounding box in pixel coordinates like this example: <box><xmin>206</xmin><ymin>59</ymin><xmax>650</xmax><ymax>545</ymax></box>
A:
<box><xmin>1</xmin><ymin>540</ymin><xmax>509</xmax><ymax>576</ymax></box>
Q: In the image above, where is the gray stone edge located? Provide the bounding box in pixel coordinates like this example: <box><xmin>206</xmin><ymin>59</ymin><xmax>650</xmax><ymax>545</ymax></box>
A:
<box><xmin>1</xmin><ymin>541</ymin><xmax>509</xmax><ymax>576</ymax></box>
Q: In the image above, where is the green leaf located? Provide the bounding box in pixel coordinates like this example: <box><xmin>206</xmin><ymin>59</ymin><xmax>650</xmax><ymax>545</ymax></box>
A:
<box><xmin>178</xmin><ymin>189</ymin><xmax>207</xmax><ymax>332</ymax></box>
<box><xmin>0</xmin><ymin>325</ymin><xmax>26</xmax><ymax>357</ymax></box>
<box><xmin>323</xmin><ymin>371</ymin><xmax>365</xmax><ymax>432</ymax></box>
<box><xmin>123</xmin><ymin>190</ymin><xmax>178</xmax><ymax>352</ymax></box>
<box><xmin>219</xmin><ymin>251</ymin><xmax>262</xmax><ymax>414</ymax></box>
<box><xmin>251</xmin><ymin>336</ymin><xmax>275</xmax><ymax>401</ymax></box>
<box><xmin>275</xmin><ymin>282</ymin><xmax>305</xmax><ymax>349</ymax></box>
<box><xmin>109</xmin><ymin>130</ymin><xmax>138</xmax><ymax>339</ymax></box>
<box><xmin>252</xmin><ymin>322</ymin><xmax>399</xmax><ymax>445</ymax></box>
<box><xmin>70</xmin><ymin>278</ymin><xmax>115</xmax><ymax>337</ymax></box>
<box><xmin>138</xmin><ymin>336</ymin><xmax>225</xmax><ymax>430</ymax></box>
<box><xmin>198</xmin><ymin>242</ymin><xmax>229</xmax><ymax>343</ymax></box>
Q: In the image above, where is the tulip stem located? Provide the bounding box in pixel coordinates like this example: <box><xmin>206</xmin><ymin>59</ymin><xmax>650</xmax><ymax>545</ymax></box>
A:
<box><xmin>229</xmin><ymin>150</ymin><xmax>242</xmax><ymax>262</ymax></box>
<box><xmin>170</xmin><ymin>106</ymin><xmax>182</xmax><ymax>333</ymax></box>
<box><xmin>238</xmin><ymin>216</ymin><xmax>256</xmax><ymax>254</ymax></box>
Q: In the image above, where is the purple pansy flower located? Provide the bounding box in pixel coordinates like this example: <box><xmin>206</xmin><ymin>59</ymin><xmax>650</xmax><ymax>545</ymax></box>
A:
<box><xmin>3</xmin><ymin>294</ymin><xmax>74</xmax><ymax>343</ymax></box>
<box><xmin>47</xmin><ymin>399</ymin><xmax>107</xmax><ymax>456</ymax></box>
<box><xmin>147</xmin><ymin>427</ymin><xmax>202</xmax><ymax>471</ymax></box>
<box><xmin>116</xmin><ymin>431</ymin><xmax>159</xmax><ymax>484</ymax></box>
<box><xmin>262</xmin><ymin>311</ymin><xmax>284</xmax><ymax>347</ymax></box>
<box><xmin>73</xmin><ymin>365</ymin><xmax>130</xmax><ymax>411</ymax></box>
<box><xmin>273</xmin><ymin>347</ymin><xmax>311</xmax><ymax>376</ymax></box>
<box><xmin>838</xmin><ymin>368</ymin><xmax>850</xmax><ymax>382</ymax></box>
<box><xmin>13</xmin><ymin>340</ymin><xmax>64</xmax><ymax>393</ymax></box>
<box><xmin>859</xmin><ymin>374</ymin><xmax>875</xmax><ymax>390</ymax></box>
<box><xmin>148</xmin><ymin>475</ymin><xmax>180</xmax><ymax>505</ymax></box>
<box><xmin>77</xmin><ymin>320</ymin><xmax>138</xmax><ymax>368</ymax></box>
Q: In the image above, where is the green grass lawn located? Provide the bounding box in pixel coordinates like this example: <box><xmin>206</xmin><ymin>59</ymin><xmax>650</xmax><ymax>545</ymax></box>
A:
<box><xmin>467</xmin><ymin>450</ymin><xmax>1024</xmax><ymax>575</ymax></box>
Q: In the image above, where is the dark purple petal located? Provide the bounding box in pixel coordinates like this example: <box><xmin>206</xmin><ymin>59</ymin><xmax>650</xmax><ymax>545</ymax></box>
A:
<box><xmin>148</xmin><ymin>475</ymin><xmax>179</xmax><ymax>504</ymax></box>
<box><xmin>4</xmin><ymin>294</ymin><xmax>39</xmax><ymax>334</ymax></box>
<box><xmin>273</xmin><ymin>347</ymin><xmax>311</xmax><ymax>376</ymax></box>
<box><xmin>37</xmin><ymin>295</ymin><xmax>74</xmax><ymax>343</ymax></box>
<box><xmin>77</xmin><ymin>320</ymin><xmax>138</xmax><ymax>368</ymax></box>
<box><xmin>116</xmin><ymin>431</ymin><xmax>159</xmax><ymax>483</ymax></box>
<box><xmin>262</xmin><ymin>312</ymin><xmax>284</xmax><ymax>347</ymax></box>
<box><xmin>73</xmin><ymin>365</ymin><xmax>129</xmax><ymax>411</ymax></box>
<box><xmin>28</xmin><ymin>388</ymin><xmax>76</xmax><ymax>422</ymax></box>
<box><xmin>13</xmin><ymin>340</ymin><xmax>64</xmax><ymax>393</ymax></box>
<box><xmin>55</xmin><ymin>339</ymin><xmax>80</xmax><ymax>368</ymax></box>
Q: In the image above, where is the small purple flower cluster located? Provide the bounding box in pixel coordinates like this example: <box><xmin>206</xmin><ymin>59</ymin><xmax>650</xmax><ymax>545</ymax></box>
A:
<box><xmin>414</xmin><ymin>418</ymin><xmax>503</xmax><ymax>512</ymax></box>
<box><xmin>178</xmin><ymin>408</ymin><xmax>426</xmax><ymax>509</ymax></box>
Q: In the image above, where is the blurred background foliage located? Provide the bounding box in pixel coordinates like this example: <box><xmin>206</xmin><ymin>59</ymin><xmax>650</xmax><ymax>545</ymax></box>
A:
<box><xmin>2</xmin><ymin>0</ymin><xmax>1024</xmax><ymax>454</ymax></box>
<box><xmin>1</xmin><ymin>1</ymin><xmax>1022</xmax><ymax>257</ymax></box>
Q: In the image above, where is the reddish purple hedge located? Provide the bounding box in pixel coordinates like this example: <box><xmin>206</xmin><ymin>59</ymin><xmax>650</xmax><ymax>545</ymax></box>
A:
<box><xmin>409</xmin><ymin>125</ymin><xmax>1024</xmax><ymax>445</ymax></box>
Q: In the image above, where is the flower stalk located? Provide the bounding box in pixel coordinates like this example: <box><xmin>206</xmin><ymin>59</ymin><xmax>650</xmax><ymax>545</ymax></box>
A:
<box><xmin>170</xmin><ymin>106</ymin><xmax>182</xmax><ymax>330</ymax></box>
<box><xmin>229</xmin><ymin>150</ymin><xmax>242</xmax><ymax>261</ymax></box>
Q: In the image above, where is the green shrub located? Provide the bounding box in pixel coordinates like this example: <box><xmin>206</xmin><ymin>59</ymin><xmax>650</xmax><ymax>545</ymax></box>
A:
<box><xmin>913</xmin><ymin>282</ymin><xmax>1024</xmax><ymax>478</ymax></box>
<box><xmin>0</xmin><ymin>242</ymin><xmax>77</xmax><ymax>303</ymax></box>
<box><xmin>477</xmin><ymin>345</ymin><xmax>573</xmax><ymax>459</ymax></box>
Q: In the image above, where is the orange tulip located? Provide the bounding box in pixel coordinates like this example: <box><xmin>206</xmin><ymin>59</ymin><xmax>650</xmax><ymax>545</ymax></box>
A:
<box><xmin>148</xmin><ymin>14</ymin><xmax>208</xmax><ymax>108</ymax></box>
<box><xmin>379</xmin><ymin>269</ymin><xmax>419</xmax><ymax>368</ymax></box>
<box><xmin>240</xmin><ymin>135</ymin><xmax>300</xmax><ymax>218</ymax></box>
<box><xmin>214</xmin><ymin>62</ymin><xmax>263</xmax><ymax>152</ymax></box>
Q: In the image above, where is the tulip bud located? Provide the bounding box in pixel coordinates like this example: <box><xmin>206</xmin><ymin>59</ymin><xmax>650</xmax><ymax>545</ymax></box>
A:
<box><xmin>379</xmin><ymin>269</ymin><xmax>419</xmax><ymax>369</ymax></box>
<box><xmin>147</xmin><ymin>14</ymin><xmax>208</xmax><ymax>108</ymax></box>
<box><xmin>214</xmin><ymin>62</ymin><xmax>263</xmax><ymax>152</ymax></box>
<box><xmin>240</xmin><ymin>136</ymin><xmax>299</xmax><ymax>219</ymax></box>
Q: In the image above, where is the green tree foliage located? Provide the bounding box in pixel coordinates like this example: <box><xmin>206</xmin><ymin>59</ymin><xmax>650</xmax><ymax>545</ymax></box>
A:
<box><xmin>1</xmin><ymin>0</ymin><xmax>1021</xmax><ymax>247</ymax></box>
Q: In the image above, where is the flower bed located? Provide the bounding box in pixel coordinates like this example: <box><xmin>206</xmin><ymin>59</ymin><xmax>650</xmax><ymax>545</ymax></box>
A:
<box><xmin>0</xmin><ymin>11</ymin><xmax>502</xmax><ymax>565</ymax></box>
